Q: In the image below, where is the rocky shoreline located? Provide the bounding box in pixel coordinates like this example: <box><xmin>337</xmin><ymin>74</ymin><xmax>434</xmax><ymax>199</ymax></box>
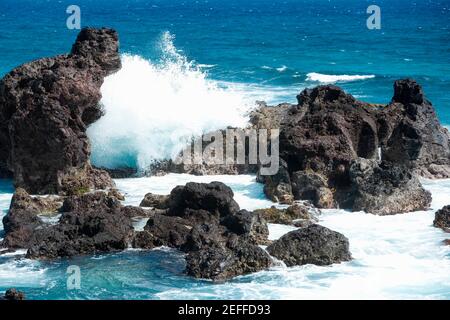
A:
<box><xmin>0</xmin><ymin>27</ymin><xmax>449</xmax><ymax>285</ymax></box>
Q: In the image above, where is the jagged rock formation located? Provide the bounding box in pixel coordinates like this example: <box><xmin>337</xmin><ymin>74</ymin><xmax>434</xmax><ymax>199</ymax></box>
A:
<box><xmin>260</xmin><ymin>79</ymin><xmax>447</xmax><ymax>214</ymax></box>
<box><xmin>0</xmin><ymin>28</ymin><xmax>121</xmax><ymax>195</ymax></box>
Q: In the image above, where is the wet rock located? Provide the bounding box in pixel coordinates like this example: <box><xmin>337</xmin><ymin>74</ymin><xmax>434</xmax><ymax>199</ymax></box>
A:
<box><xmin>9</xmin><ymin>188</ymin><xmax>63</xmax><ymax>214</ymax></box>
<box><xmin>267</xmin><ymin>224</ymin><xmax>351</xmax><ymax>267</ymax></box>
<box><xmin>291</xmin><ymin>171</ymin><xmax>334</xmax><ymax>208</ymax></box>
<box><xmin>185</xmin><ymin>239</ymin><xmax>271</xmax><ymax>282</ymax></box>
<box><xmin>139</xmin><ymin>193</ymin><xmax>169</xmax><ymax>209</ymax></box>
<box><xmin>2</xmin><ymin>209</ymin><xmax>43</xmax><ymax>249</ymax></box>
<box><xmin>25</xmin><ymin>191</ymin><xmax>134</xmax><ymax>259</ymax></box>
<box><xmin>3</xmin><ymin>288</ymin><xmax>25</xmax><ymax>301</ymax></box>
<box><xmin>253</xmin><ymin>203</ymin><xmax>318</xmax><ymax>226</ymax></box>
<box><xmin>0</xmin><ymin>28</ymin><xmax>121</xmax><ymax>195</ymax></box>
<box><xmin>443</xmin><ymin>239</ymin><xmax>450</xmax><ymax>246</ymax></box>
<box><xmin>433</xmin><ymin>205</ymin><xmax>450</xmax><ymax>232</ymax></box>
<box><xmin>1</xmin><ymin>189</ymin><xmax>47</xmax><ymax>248</ymax></box>
<box><xmin>133</xmin><ymin>182</ymin><xmax>272</xmax><ymax>280</ymax></box>
<box><xmin>349</xmin><ymin>159</ymin><xmax>431</xmax><ymax>215</ymax></box>
<box><xmin>167</xmin><ymin>181</ymin><xmax>240</xmax><ymax>217</ymax></box>
<box><xmin>143</xmin><ymin>214</ymin><xmax>194</xmax><ymax>249</ymax></box>
<box><xmin>220</xmin><ymin>209</ymin><xmax>269</xmax><ymax>245</ymax></box>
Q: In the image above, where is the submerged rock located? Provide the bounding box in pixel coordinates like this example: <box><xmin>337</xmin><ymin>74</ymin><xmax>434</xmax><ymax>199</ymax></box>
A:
<box><xmin>433</xmin><ymin>205</ymin><xmax>450</xmax><ymax>232</ymax></box>
<box><xmin>267</xmin><ymin>224</ymin><xmax>351</xmax><ymax>267</ymax></box>
<box><xmin>2</xmin><ymin>288</ymin><xmax>26</xmax><ymax>301</ymax></box>
<box><xmin>0</xmin><ymin>28</ymin><xmax>121</xmax><ymax>195</ymax></box>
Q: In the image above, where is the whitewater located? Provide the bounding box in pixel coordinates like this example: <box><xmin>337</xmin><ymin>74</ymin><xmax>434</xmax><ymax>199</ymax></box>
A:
<box><xmin>0</xmin><ymin>175</ymin><xmax>449</xmax><ymax>299</ymax></box>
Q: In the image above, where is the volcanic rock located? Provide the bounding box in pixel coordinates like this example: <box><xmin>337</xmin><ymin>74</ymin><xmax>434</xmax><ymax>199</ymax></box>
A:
<box><xmin>267</xmin><ymin>224</ymin><xmax>351</xmax><ymax>267</ymax></box>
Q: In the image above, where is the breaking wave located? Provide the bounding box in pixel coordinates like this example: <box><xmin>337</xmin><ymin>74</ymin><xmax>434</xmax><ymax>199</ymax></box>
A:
<box><xmin>306</xmin><ymin>72</ymin><xmax>375</xmax><ymax>83</ymax></box>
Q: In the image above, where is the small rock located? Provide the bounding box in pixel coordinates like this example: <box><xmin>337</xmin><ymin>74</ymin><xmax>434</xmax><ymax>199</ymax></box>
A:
<box><xmin>139</xmin><ymin>193</ymin><xmax>169</xmax><ymax>209</ymax></box>
<box><xmin>434</xmin><ymin>205</ymin><xmax>450</xmax><ymax>232</ymax></box>
<box><xmin>3</xmin><ymin>288</ymin><xmax>25</xmax><ymax>300</ymax></box>
<box><xmin>267</xmin><ymin>224</ymin><xmax>351</xmax><ymax>267</ymax></box>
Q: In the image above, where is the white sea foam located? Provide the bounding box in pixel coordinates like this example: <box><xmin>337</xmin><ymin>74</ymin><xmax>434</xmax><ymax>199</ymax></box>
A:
<box><xmin>87</xmin><ymin>32</ymin><xmax>253</xmax><ymax>172</ymax></box>
<box><xmin>306</xmin><ymin>72</ymin><xmax>375</xmax><ymax>83</ymax></box>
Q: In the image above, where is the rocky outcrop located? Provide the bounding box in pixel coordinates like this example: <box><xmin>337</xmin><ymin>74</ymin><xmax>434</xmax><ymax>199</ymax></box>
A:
<box><xmin>348</xmin><ymin>159</ymin><xmax>431</xmax><ymax>215</ymax></box>
<box><xmin>379</xmin><ymin>79</ymin><xmax>450</xmax><ymax>178</ymax></box>
<box><xmin>253</xmin><ymin>203</ymin><xmax>318</xmax><ymax>226</ymax></box>
<box><xmin>0</xmin><ymin>28</ymin><xmax>121</xmax><ymax>195</ymax></box>
<box><xmin>139</xmin><ymin>193</ymin><xmax>169</xmax><ymax>209</ymax></box>
<box><xmin>433</xmin><ymin>205</ymin><xmax>450</xmax><ymax>232</ymax></box>
<box><xmin>133</xmin><ymin>181</ymin><xmax>271</xmax><ymax>281</ymax></box>
<box><xmin>267</xmin><ymin>224</ymin><xmax>351</xmax><ymax>267</ymax></box>
<box><xmin>2</xmin><ymin>288</ymin><xmax>26</xmax><ymax>301</ymax></box>
<box><xmin>260</xmin><ymin>79</ymin><xmax>445</xmax><ymax>214</ymax></box>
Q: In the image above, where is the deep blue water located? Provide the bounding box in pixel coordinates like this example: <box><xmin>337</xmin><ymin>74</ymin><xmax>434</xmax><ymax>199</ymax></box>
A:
<box><xmin>1</xmin><ymin>0</ymin><xmax>449</xmax><ymax>123</ymax></box>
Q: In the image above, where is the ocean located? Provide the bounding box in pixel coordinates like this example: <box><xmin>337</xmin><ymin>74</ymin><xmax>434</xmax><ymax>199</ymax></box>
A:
<box><xmin>0</xmin><ymin>0</ymin><xmax>449</xmax><ymax>299</ymax></box>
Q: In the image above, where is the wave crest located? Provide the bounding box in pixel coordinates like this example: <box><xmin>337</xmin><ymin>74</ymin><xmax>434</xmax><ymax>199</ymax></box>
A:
<box><xmin>306</xmin><ymin>72</ymin><xmax>375</xmax><ymax>83</ymax></box>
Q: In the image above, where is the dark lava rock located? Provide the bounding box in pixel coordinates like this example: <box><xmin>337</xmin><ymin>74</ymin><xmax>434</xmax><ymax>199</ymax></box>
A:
<box><xmin>348</xmin><ymin>159</ymin><xmax>431</xmax><ymax>215</ymax></box>
<box><xmin>139</xmin><ymin>192</ymin><xmax>169</xmax><ymax>209</ymax></box>
<box><xmin>379</xmin><ymin>79</ymin><xmax>450</xmax><ymax>179</ymax></box>
<box><xmin>185</xmin><ymin>239</ymin><xmax>271</xmax><ymax>282</ymax></box>
<box><xmin>167</xmin><ymin>181</ymin><xmax>240</xmax><ymax>217</ymax></box>
<box><xmin>291</xmin><ymin>171</ymin><xmax>334</xmax><ymax>209</ymax></box>
<box><xmin>264</xmin><ymin>80</ymin><xmax>446</xmax><ymax>214</ymax></box>
<box><xmin>267</xmin><ymin>224</ymin><xmax>351</xmax><ymax>267</ymax></box>
<box><xmin>2</xmin><ymin>189</ymin><xmax>46</xmax><ymax>248</ymax></box>
<box><xmin>433</xmin><ymin>205</ymin><xmax>450</xmax><ymax>232</ymax></box>
<box><xmin>25</xmin><ymin>191</ymin><xmax>133</xmax><ymax>259</ymax></box>
<box><xmin>9</xmin><ymin>188</ymin><xmax>63</xmax><ymax>214</ymax></box>
<box><xmin>257</xmin><ymin>159</ymin><xmax>293</xmax><ymax>204</ymax></box>
<box><xmin>133</xmin><ymin>182</ymin><xmax>271</xmax><ymax>280</ymax></box>
<box><xmin>3</xmin><ymin>288</ymin><xmax>25</xmax><ymax>301</ymax></box>
<box><xmin>0</xmin><ymin>28</ymin><xmax>121</xmax><ymax>195</ymax></box>
<box><xmin>220</xmin><ymin>209</ymin><xmax>269</xmax><ymax>245</ymax></box>
<box><xmin>281</xmin><ymin>85</ymin><xmax>379</xmax><ymax>177</ymax></box>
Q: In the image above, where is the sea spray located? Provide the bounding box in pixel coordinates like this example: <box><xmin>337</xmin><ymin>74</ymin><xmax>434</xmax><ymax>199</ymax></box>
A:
<box><xmin>87</xmin><ymin>32</ymin><xmax>253</xmax><ymax>172</ymax></box>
